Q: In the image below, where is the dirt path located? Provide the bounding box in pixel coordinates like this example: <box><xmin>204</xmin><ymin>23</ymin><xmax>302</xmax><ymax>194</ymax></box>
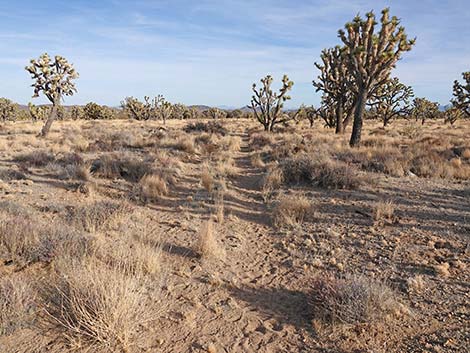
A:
<box><xmin>156</xmin><ymin>129</ymin><xmax>314</xmax><ymax>352</ymax></box>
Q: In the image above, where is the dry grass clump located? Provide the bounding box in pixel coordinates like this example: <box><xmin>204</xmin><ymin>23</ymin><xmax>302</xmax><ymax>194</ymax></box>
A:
<box><xmin>197</xmin><ymin>218</ymin><xmax>225</xmax><ymax>261</ymax></box>
<box><xmin>359</xmin><ymin>147</ymin><xmax>408</xmax><ymax>177</ymax></box>
<box><xmin>0</xmin><ymin>209</ymin><xmax>94</xmax><ymax>266</ymax></box>
<box><xmin>461</xmin><ymin>148</ymin><xmax>470</xmax><ymax>159</ymax></box>
<box><xmin>310</xmin><ymin>274</ymin><xmax>406</xmax><ymax>325</ymax></box>
<box><xmin>273</xmin><ymin>194</ymin><xmax>314</xmax><ymax>228</ymax></box>
<box><xmin>15</xmin><ymin>150</ymin><xmax>55</xmax><ymax>167</ymax></box>
<box><xmin>249</xmin><ymin>132</ymin><xmax>275</xmax><ymax>149</ymax></box>
<box><xmin>91</xmin><ymin>153</ymin><xmax>152</xmax><ymax>182</ymax></box>
<box><xmin>95</xmin><ymin>236</ymin><xmax>163</xmax><ymax>276</ymax></box>
<box><xmin>262</xmin><ymin>166</ymin><xmax>284</xmax><ymax>201</ymax></box>
<box><xmin>201</xmin><ymin>164</ymin><xmax>215</xmax><ymax>192</ymax></box>
<box><xmin>0</xmin><ymin>276</ymin><xmax>36</xmax><ymax>335</ymax></box>
<box><xmin>172</xmin><ymin>137</ymin><xmax>197</xmax><ymax>154</ymax></box>
<box><xmin>44</xmin><ymin>258</ymin><xmax>155</xmax><ymax>352</ymax></box>
<box><xmin>219</xmin><ymin>135</ymin><xmax>241</xmax><ymax>152</ymax></box>
<box><xmin>215</xmin><ymin>156</ymin><xmax>238</xmax><ymax>177</ymax></box>
<box><xmin>406</xmin><ymin>275</ymin><xmax>425</xmax><ymax>293</ymax></box>
<box><xmin>45</xmin><ymin>152</ymin><xmax>91</xmax><ymax>181</ymax></box>
<box><xmin>0</xmin><ymin>168</ymin><xmax>27</xmax><ymax>181</ymax></box>
<box><xmin>251</xmin><ymin>152</ymin><xmax>266</xmax><ymax>168</ymax></box>
<box><xmin>373</xmin><ymin>200</ymin><xmax>396</xmax><ymax>223</ymax></box>
<box><xmin>66</xmin><ymin>200</ymin><xmax>132</xmax><ymax>233</ymax></box>
<box><xmin>137</xmin><ymin>174</ymin><xmax>168</xmax><ymax>202</ymax></box>
<box><xmin>184</xmin><ymin>121</ymin><xmax>227</xmax><ymax>135</ymax></box>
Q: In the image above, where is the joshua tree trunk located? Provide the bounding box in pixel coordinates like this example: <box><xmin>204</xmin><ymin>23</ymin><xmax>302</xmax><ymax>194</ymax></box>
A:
<box><xmin>40</xmin><ymin>101</ymin><xmax>58</xmax><ymax>137</ymax></box>
<box><xmin>350</xmin><ymin>90</ymin><xmax>367</xmax><ymax>147</ymax></box>
<box><xmin>335</xmin><ymin>99</ymin><xmax>344</xmax><ymax>134</ymax></box>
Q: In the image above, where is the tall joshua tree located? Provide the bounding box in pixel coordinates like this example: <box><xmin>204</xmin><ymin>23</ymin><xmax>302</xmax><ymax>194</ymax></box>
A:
<box><xmin>250</xmin><ymin>74</ymin><xmax>294</xmax><ymax>132</ymax></box>
<box><xmin>25</xmin><ymin>53</ymin><xmax>78</xmax><ymax>137</ymax></box>
<box><xmin>368</xmin><ymin>77</ymin><xmax>414</xmax><ymax>127</ymax></box>
<box><xmin>313</xmin><ymin>46</ymin><xmax>356</xmax><ymax>133</ymax></box>
<box><xmin>339</xmin><ymin>8</ymin><xmax>415</xmax><ymax>146</ymax></box>
<box><xmin>451</xmin><ymin>72</ymin><xmax>470</xmax><ymax>118</ymax></box>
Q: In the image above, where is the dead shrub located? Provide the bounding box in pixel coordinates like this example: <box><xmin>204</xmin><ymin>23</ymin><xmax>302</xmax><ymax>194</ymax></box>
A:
<box><xmin>273</xmin><ymin>194</ymin><xmax>313</xmax><ymax>228</ymax></box>
<box><xmin>310</xmin><ymin>274</ymin><xmax>406</xmax><ymax>325</ymax></box>
<box><xmin>0</xmin><ymin>276</ymin><xmax>37</xmax><ymax>335</ymax></box>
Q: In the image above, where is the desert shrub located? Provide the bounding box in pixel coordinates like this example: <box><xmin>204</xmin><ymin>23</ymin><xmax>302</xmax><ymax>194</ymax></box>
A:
<box><xmin>310</xmin><ymin>274</ymin><xmax>405</xmax><ymax>325</ymax></box>
<box><xmin>0</xmin><ymin>276</ymin><xmax>36</xmax><ymax>335</ymax></box>
<box><xmin>280</xmin><ymin>155</ymin><xmax>362</xmax><ymax>189</ymax></box>
<box><xmin>273</xmin><ymin>194</ymin><xmax>313</xmax><ymax>228</ymax></box>
<box><xmin>184</xmin><ymin>121</ymin><xmax>227</xmax><ymax>135</ymax></box>
<box><xmin>15</xmin><ymin>150</ymin><xmax>55</xmax><ymax>167</ymax></box>
<box><xmin>66</xmin><ymin>200</ymin><xmax>132</xmax><ymax>233</ymax></box>
<box><xmin>44</xmin><ymin>258</ymin><xmax>156</xmax><ymax>352</ymax></box>
<box><xmin>91</xmin><ymin>153</ymin><xmax>152</xmax><ymax>182</ymax></box>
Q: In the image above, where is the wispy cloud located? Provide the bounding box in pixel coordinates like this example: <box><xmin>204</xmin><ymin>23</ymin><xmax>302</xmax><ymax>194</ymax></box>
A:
<box><xmin>0</xmin><ymin>0</ymin><xmax>469</xmax><ymax>107</ymax></box>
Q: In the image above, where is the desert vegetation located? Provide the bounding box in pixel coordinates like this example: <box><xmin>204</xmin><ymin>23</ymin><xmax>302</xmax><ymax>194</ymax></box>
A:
<box><xmin>0</xmin><ymin>5</ymin><xmax>469</xmax><ymax>353</ymax></box>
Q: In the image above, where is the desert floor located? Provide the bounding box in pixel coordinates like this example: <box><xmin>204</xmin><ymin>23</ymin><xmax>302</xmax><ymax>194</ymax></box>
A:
<box><xmin>0</xmin><ymin>118</ymin><xmax>468</xmax><ymax>352</ymax></box>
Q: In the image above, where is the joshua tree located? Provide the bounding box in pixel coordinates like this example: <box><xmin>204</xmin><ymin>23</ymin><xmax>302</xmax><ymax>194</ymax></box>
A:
<box><xmin>183</xmin><ymin>106</ymin><xmax>200</xmax><ymax>119</ymax></box>
<box><xmin>25</xmin><ymin>53</ymin><xmax>78</xmax><ymax>137</ymax></box>
<box><xmin>305</xmin><ymin>106</ymin><xmax>317</xmax><ymax>127</ymax></box>
<box><xmin>83</xmin><ymin>102</ymin><xmax>115</xmax><ymax>120</ymax></box>
<box><xmin>206</xmin><ymin>107</ymin><xmax>225</xmax><ymax>119</ymax></box>
<box><xmin>170</xmin><ymin>103</ymin><xmax>187</xmax><ymax>119</ymax></box>
<box><xmin>411</xmin><ymin>98</ymin><xmax>439</xmax><ymax>125</ymax></box>
<box><xmin>154</xmin><ymin>95</ymin><xmax>172</xmax><ymax>124</ymax></box>
<box><xmin>313</xmin><ymin>46</ymin><xmax>356</xmax><ymax>133</ymax></box>
<box><xmin>250</xmin><ymin>74</ymin><xmax>294</xmax><ymax>132</ymax></box>
<box><xmin>28</xmin><ymin>102</ymin><xmax>49</xmax><ymax>122</ymax></box>
<box><xmin>368</xmin><ymin>77</ymin><xmax>414</xmax><ymax>127</ymax></box>
<box><xmin>444</xmin><ymin>106</ymin><xmax>463</xmax><ymax>126</ymax></box>
<box><xmin>70</xmin><ymin>105</ymin><xmax>84</xmax><ymax>120</ymax></box>
<box><xmin>339</xmin><ymin>8</ymin><xmax>415</xmax><ymax>146</ymax></box>
<box><xmin>451</xmin><ymin>72</ymin><xmax>470</xmax><ymax>118</ymax></box>
<box><xmin>121</xmin><ymin>97</ymin><xmax>151</xmax><ymax>120</ymax></box>
<box><xmin>317</xmin><ymin>103</ymin><xmax>336</xmax><ymax>128</ymax></box>
<box><xmin>0</xmin><ymin>98</ymin><xmax>18</xmax><ymax>121</ymax></box>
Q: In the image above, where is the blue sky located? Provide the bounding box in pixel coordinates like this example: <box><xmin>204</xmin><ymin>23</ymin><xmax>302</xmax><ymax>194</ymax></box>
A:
<box><xmin>0</xmin><ymin>0</ymin><xmax>469</xmax><ymax>108</ymax></box>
